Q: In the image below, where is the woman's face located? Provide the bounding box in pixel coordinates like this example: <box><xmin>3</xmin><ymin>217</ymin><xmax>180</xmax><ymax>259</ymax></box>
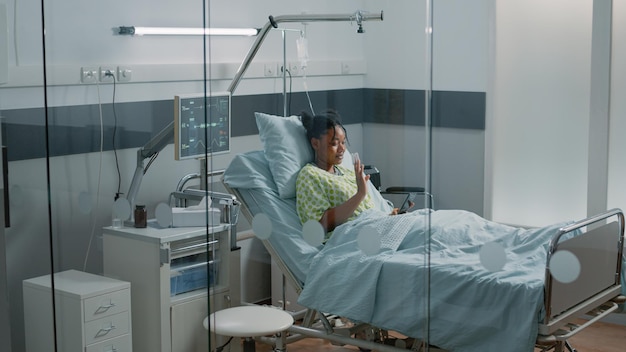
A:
<box><xmin>312</xmin><ymin>126</ymin><xmax>347</xmax><ymax>168</ymax></box>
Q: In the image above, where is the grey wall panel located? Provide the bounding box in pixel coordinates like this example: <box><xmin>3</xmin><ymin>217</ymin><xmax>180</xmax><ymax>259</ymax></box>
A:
<box><xmin>432</xmin><ymin>91</ymin><xmax>486</xmax><ymax>129</ymax></box>
<box><xmin>1</xmin><ymin>88</ymin><xmax>485</xmax><ymax>161</ymax></box>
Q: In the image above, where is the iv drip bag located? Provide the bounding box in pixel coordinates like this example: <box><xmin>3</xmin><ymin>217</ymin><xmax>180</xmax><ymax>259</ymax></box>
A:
<box><xmin>296</xmin><ymin>36</ymin><xmax>309</xmax><ymax>68</ymax></box>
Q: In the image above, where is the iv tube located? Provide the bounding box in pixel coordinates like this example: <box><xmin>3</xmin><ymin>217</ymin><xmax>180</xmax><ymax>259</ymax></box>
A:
<box><xmin>297</xmin><ymin>29</ymin><xmax>315</xmax><ymax>115</ymax></box>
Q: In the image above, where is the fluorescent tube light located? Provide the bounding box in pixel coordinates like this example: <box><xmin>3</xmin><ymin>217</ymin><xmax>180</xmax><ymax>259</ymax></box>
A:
<box><xmin>118</xmin><ymin>26</ymin><xmax>259</xmax><ymax>36</ymax></box>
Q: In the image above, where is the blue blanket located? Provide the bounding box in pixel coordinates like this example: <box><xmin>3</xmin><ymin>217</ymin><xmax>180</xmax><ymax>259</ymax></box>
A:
<box><xmin>298</xmin><ymin>209</ymin><xmax>572</xmax><ymax>352</ymax></box>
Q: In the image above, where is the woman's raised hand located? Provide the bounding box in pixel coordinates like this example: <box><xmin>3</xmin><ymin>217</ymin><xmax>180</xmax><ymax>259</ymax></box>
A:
<box><xmin>353</xmin><ymin>157</ymin><xmax>370</xmax><ymax>197</ymax></box>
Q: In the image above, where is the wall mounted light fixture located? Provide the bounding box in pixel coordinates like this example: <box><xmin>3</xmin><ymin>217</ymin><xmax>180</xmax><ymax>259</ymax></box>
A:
<box><xmin>117</xmin><ymin>26</ymin><xmax>259</xmax><ymax>36</ymax></box>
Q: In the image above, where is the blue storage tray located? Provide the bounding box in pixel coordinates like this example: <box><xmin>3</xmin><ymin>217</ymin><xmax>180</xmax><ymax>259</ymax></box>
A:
<box><xmin>170</xmin><ymin>261</ymin><xmax>218</xmax><ymax>296</ymax></box>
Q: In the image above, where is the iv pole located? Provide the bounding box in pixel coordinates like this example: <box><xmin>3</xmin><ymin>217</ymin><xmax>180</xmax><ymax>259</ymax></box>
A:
<box><xmin>278</xmin><ymin>28</ymin><xmax>302</xmax><ymax>117</ymax></box>
<box><xmin>227</xmin><ymin>10</ymin><xmax>383</xmax><ymax>94</ymax></box>
<box><xmin>123</xmin><ymin>10</ymin><xmax>384</xmax><ymax>219</ymax></box>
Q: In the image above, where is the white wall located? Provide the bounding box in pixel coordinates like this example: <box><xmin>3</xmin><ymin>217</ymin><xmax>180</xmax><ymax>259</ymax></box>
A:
<box><xmin>363</xmin><ymin>0</ymin><xmax>426</xmax><ymax>90</ymax></box>
<box><xmin>361</xmin><ymin>0</ymin><xmax>620</xmax><ymax>228</ymax></box>
<box><xmin>363</xmin><ymin>124</ymin><xmax>485</xmax><ymax>214</ymax></box>
<box><xmin>487</xmin><ymin>0</ymin><xmax>593</xmax><ymax>227</ymax></box>
<box><xmin>607</xmin><ymin>1</ymin><xmax>626</xmax><ymax>212</ymax></box>
<box><xmin>1</xmin><ymin>0</ymin><xmax>372</xmax><ymax>110</ymax></box>
<box><xmin>606</xmin><ymin>5</ymin><xmax>626</xmax><ymax>328</ymax></box>
<box><xmin>362</xmin><ymin>0</ymin><xmax>489</xmax><ymax>213</ymax></box>
<box><xmin>364</xmin><ymin>0</ymin><xmax>489</xmax><ymax>91</ymax></box>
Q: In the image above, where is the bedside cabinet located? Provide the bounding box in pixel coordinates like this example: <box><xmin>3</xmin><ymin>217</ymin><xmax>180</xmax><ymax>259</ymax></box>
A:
<box><xmin>23</xmin><ymin>269</ymin><xmax>132</xmax><ymax>352</ymax></box>
<box><xmin>103</xmin><ymin>223</ymin><xmax>240</xmax><ymax>352</ymax></box>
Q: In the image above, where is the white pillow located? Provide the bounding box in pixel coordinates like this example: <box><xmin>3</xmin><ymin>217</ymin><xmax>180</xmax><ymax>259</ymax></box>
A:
<box><xmin>255</xmin><ymin>112</ymin><xmax>373</xmax><ymax>203</ymax></box>
<box><xmin>255</xmin><ymin>112</ymin><xmax>313</xmax><ymax>199</ymax></box>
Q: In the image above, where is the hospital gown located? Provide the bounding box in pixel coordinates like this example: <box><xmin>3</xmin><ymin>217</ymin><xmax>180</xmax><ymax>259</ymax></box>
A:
<box><xmin>296</xmin><ymin>163</ymin><xmax>374</xmax><ymax>238</ymax></box>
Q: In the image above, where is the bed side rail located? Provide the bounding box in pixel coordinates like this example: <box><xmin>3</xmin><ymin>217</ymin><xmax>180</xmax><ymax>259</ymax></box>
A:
<box><xmin>542</xmin><ymin>208</ymin><xmax>624</xmax><ymax>332</ymax></box>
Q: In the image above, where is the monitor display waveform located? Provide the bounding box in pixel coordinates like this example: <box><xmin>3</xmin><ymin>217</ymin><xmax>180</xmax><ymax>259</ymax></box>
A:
<box><xmin>174</xmin><ymin>92</ymin><xmax>231</xmax><ymax>160</ymax></box>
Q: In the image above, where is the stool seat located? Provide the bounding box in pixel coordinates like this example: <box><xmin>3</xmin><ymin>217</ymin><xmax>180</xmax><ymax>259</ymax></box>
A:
<box><xmin>204</xmin><ymin>306</ymin><xmax>294</xmax><ymax>337</ymax></box>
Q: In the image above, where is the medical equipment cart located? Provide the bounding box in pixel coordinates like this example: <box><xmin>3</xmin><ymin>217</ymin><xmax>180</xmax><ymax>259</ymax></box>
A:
<box><xmin>102</xmin><ymin>219</ymin><xmax>241</xmax><ymax>352</ymax></box>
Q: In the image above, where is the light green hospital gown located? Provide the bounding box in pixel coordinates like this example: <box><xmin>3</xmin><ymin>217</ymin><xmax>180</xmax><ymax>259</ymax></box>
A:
<box><xmin>296</xmin><ymin>163</ymin><xmax>374</xmax><ymax>236</ymax></box>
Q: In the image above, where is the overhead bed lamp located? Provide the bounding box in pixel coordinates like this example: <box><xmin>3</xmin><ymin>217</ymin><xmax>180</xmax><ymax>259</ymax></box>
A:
<box><xmin>117</xmin><ymin>26</ymin><xmax>260</xmax><ymax>36</ymax></box>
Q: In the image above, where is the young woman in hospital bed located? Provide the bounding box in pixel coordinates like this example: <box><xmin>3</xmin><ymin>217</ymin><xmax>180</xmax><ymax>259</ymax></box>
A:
<box><xmin>225</xmin><ymin>110</ymin><xmax>624</xmax><ymax>352</ymax></box>
<box><xmin>295</xmin><ymin>110</ymin><xmax>407</xmax><ymax>239</ymax></box>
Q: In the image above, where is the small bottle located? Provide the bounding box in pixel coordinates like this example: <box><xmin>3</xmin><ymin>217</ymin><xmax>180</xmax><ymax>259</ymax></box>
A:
<box><xmin>134</xmin><ymin>205</ymin><xmax>147</xmax><ymax>228</ymax></box>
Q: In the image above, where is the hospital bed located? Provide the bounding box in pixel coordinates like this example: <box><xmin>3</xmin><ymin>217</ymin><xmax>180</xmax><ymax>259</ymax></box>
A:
<box><xmin>210</xmin><ymin>113</ymin><xmax>625</xmax><ymax>352</ymax></box>
<box><xmin>217</xmin><ymin>151</ymin><xmax>624</xmax><ymax>351</ymax></box>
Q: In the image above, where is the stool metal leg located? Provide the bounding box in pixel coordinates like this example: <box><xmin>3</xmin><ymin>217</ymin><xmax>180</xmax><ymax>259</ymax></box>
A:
<box><xmin>243</xmin><ymin>337</ymin><xmax>256</xmax><ymax>352</ymax></box>
<box><xmin>274</xmin><ymin>332</ymin><xmax>287</xmax><ymax>352</ymax></box>
<box><xmin>565</xmin><ymin>341</ymin><xmax>577</xmax><ymax>352</ymax></box>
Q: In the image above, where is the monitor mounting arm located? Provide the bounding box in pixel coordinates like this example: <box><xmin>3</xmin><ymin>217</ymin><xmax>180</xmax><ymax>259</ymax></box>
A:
<box><xmin>125</xmin><ymin>121</ymin><xmax>174</xmax><ymax>218</ymax></box>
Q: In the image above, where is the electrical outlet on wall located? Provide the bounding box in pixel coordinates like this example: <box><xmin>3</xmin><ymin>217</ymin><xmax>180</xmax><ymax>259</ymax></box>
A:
<box><xmin>264</xmin><ymin>63</ymin><xmax>277</xmax><ymax>77</ymax></box>
<box><xmin>99</xmin><ymin>66</ymin><xmax>115</xmax><ymax>82</ymax></box>
<box><xmin>341</xmin><ymin>62</ymin><xmax>351</xmax><ymax>74</ymax></box>
<box><xmin>288</xmin><ymin>63</ymin><xmax>299</xmax><ymax>76</ymax></box>
<box><xmin>117</xmin><ymin>66</ymin><xmax>132</xmax><ymax>82</ymax></box>
<box><xmin>80</xmin><ymin>67</ymin><xmax>98</xmax><ymax>84</ymax></box>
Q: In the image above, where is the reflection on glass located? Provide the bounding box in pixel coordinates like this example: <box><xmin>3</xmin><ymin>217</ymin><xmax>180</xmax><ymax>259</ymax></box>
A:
<box><xmin>549</xmin><ymin>250</ymin><xmax>581</xmax><ymax>284</ymax></box>
<box><xmin>9</xmin><ymin>185</ymin><xmax>24</xmax><ymax>209</ymax></box>
<box><xmin>302</xmin><ymin>220</ymin><xmax>324</xmax><ymax>247</ymax></box>
<box><xmin>252</xmin><ymin>213</ymin><xmax>273</xmax><ymax>239</ymax></box>
<box><xmin>112</xmin><ymin>198</ymin><xmax>131</xmax><ymax>220</ymax></box>
<box><xmin>155</xmin><ymin>202</ymin><xmax>172</xmax><ymax>228</ymax></box>
<box><xmin>357</xmin><ymin>225</ymin><xmax>381</xmax><ymax>256</ymax></box>
<box><xmin>77</xmin><ymin>191</ymin><xmax>92</xmax><ymax>214</ymax></box>
<box><xmin>479</xmin><ymin>241</ymin><xmax>507</xmax><ymax>272</ymax></box>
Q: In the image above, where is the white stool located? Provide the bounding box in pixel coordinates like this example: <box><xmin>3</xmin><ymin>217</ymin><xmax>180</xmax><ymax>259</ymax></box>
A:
<box><xmin>204</xmin><ymin>306</ymin><xmax>294</xmax><ymax>352</ymax></box>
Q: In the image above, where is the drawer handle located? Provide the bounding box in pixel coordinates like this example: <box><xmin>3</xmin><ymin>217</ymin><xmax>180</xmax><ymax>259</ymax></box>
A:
<box><xmin>170</xmin><ymin>260</ymin><xmax>219</xmax><ymax>274</ymax></box>
<box><xmin>94</xmin><ymin>324</ymin><xmax>116</xmax><ymax>338</ymax></box>
<box><xmin>171</xmin><ymin>239</ymin><xmax>219</xmax><ymax>254</ymax></box>
<box><xmin>94</xmin><ymin>302</ymin><xmax>116</xmax><ymax>314</ymax></box>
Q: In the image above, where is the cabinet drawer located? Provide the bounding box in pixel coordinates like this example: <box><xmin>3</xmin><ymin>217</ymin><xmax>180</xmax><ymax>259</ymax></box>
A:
<box><xmin>84</xmin><ymin>311</ymin><xmax>130</xmax><ymax>346</ymax></box>
<box><xmin>86</xmin><ymin>333</ymin><xmax>132</xmax><ymax>352</ymax></box>
<box><xmin>84</xmin><ymin>288</ymin><xmax>130</xmax><ymax>322</ymax></box>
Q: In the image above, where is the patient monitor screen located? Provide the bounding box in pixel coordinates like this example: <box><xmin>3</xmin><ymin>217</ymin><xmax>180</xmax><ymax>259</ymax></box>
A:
<box><xmin>174</xmin><ymin>92</ymin><xmax>230</xmax><ymax>160</ymax></box>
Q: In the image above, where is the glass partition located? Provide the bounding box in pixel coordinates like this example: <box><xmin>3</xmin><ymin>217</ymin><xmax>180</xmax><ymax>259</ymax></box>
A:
<box><xmin>1</xmin><ymin>1</ymin><xmax>50</xmax><ymax>351</ymax></box>
<box><xmin>0</xmin><ymin>1</ymin><xmax>624</xmax><ymax>352</ymax></box>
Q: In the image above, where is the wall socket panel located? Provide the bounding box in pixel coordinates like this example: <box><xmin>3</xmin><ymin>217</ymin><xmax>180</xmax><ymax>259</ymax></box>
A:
<box><xmin>341</xmin><ymin>62</ymin><xmax>351</xmax><ymax>74</ymax></box>
<box><xmin>287</xmin><ymin>63</ymin><xmax>299</xmax><ymax>76</ymax></box>
<box><xmin>264</xmin><ymin>63</ymin><xmax>277</xmax><ymax>77</ymax></box>
<box><xmin>80</xmin><ymin>67</ymin><xmax>98</xmax><ymax>84</ymax></box>
<box><xmin>99</xmin><ymin>66</ymin><xmax>115</xmax><ymax>82</ymax></box>
<box><xmin>80</xmin><ymin>66</ymin><xmax>132</xmax><ymax>83</ymax></box>
<box><xmin>117</xmin><ymin>66</ymin><xmax>132</xmax><ymax>82</ymax></box>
